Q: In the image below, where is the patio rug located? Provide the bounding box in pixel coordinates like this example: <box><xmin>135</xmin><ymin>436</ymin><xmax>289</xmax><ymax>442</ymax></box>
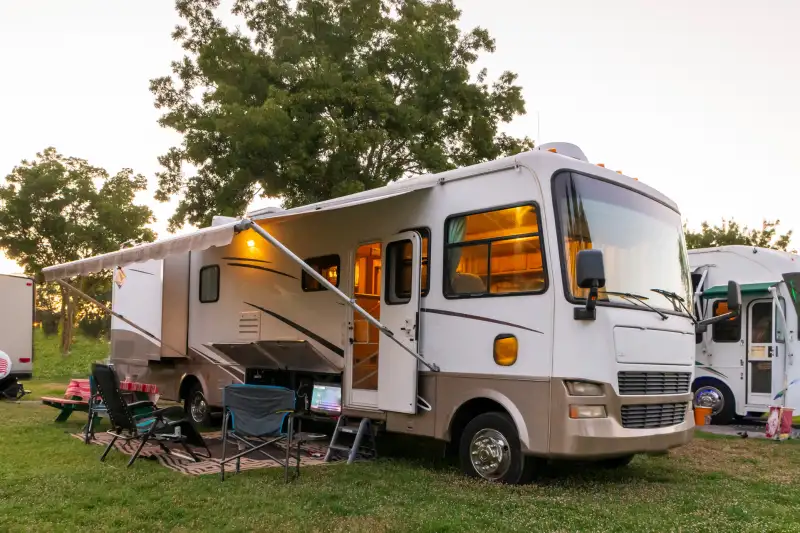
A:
<box><xmin>72</xmin><ymin>430</ymin><xmax>337</xmax><ymax>476</ymax></box>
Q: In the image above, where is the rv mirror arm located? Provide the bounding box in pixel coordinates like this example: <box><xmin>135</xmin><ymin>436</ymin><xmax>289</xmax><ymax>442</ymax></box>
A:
<box><xmin>240</xmin><ymin>219</ymin><xmax>440</xmax><ymax>372</ymax></box>
<box><xmin>697</xmin><ymin>309</ymin><xmax>739</xmax><ymax>328</ymax></box>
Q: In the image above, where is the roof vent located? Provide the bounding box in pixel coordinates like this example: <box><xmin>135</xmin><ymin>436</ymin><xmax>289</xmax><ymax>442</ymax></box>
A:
<box><xmin>537</xmin><ymin>142</ymin><xmax>588</xmax><ymax>162</ymax></box>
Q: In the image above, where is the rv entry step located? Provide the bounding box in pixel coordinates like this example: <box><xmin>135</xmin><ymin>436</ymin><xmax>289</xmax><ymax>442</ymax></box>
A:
<box><xmin>324</xmin><ymin>416</ymin><xmax>377</xmax><ymax>464</ymax></box>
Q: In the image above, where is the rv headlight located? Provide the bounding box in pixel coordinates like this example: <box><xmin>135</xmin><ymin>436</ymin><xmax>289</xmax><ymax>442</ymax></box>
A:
<box><xmin>565</xmin><ymin>381</ymin><xmax>604</xmax><ymax>396</ymax></box>
<box><xmin>569</xmin><ymin>405</ymin><xmax>607</xmax><ymax>419</ymax></box>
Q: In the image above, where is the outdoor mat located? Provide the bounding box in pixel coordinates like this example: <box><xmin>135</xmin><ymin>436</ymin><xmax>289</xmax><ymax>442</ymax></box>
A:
<box><xmin>72</xmin><ymin>431</ymin><xmax>339</xmax><ymax>476</ymax></box>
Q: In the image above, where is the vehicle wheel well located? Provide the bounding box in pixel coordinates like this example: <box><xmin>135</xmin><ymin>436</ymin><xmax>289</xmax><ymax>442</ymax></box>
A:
<box><xmin>693</xmin><ymin>376</ymin><xmax>729</xmax><ymax>390</ymax></box>
<box><xmin>448</xmin><ymin>398</ymin><xmax>511</xmax><ymax>450</ymax></box>
<box><xmin>179</xmin><ymin>375</ymin><xmax>201</xmax><ymax>401</ymax></box>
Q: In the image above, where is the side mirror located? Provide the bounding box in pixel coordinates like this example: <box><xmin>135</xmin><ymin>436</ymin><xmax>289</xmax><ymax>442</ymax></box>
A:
<box><xmin>727</xmin><ymin>280</ymin><xmax>741</xmax><ymax>313</ymax></box>
<box><xmin>574</xmin><ymin>249</ymin><xmax>606</xmax><ymax>320</ymax></box>
<box><xmin>697</xmin><ymin>280</ymin><xmax>742</xmax><ymax>327</ymax></box>
<box><xmin>576</xmin><ymin>249</ymin><xmax>606</xmax><ymax>289</ymax></box>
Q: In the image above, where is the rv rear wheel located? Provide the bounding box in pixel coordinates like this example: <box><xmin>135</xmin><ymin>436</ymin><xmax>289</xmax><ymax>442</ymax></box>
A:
<box><xmin>459</xmin><ymin>412</ymin><xmax>535</xmax><ymax>484</ymax></box>
<box><xmin>185</xmin><ymin>384</ymin><xmax>212</xmax><ymax>427</ymax></box>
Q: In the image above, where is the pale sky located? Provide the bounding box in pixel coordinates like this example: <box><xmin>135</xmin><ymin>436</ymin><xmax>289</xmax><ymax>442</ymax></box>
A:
<box><xmin>1</xmin><ymin>0</ymin><xmax>798</xmax><ymax>274</ymax></box>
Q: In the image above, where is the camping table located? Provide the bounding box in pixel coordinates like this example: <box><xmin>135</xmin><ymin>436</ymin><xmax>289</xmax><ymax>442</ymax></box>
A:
<box><xmin>118</xmin><ymin>380</ymin><xmax>160</xmax><ymax>404</ymax></box>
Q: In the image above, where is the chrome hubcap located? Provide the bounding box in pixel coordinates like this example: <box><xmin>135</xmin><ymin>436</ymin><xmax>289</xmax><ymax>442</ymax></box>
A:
<box><xmin>469</xmin><ymin>429</ymin><xmax>511</xmax><ymax>480</ymax></box>
<box><xmin>190</xmin><ymin>393</ymin><xmax>207</xmax><ymax>422</ymax></box>
<box><xmin>695</xmin><ymin>386</ymin><xmax>724</xmax><ymax>416</ymax></box>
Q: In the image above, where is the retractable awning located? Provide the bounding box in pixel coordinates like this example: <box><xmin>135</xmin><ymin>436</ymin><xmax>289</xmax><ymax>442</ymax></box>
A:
<box><xmin>42</xmin><ymin>220</ymin><xmax>245</xmax><ymax>281</ymax></box>
<box><xmin>41</xmin><ymin>178</ymin><xmax>437</xmax><ymax>281</ymax></box>
<box><xmin>702</xmin><ymin>282</ymin><xmax>779</xmax><ymax>299</ymax></box>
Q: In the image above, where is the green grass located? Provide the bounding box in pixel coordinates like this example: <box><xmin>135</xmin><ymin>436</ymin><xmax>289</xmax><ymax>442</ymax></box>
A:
<box><xmin>32</xmin><ymin>327</ymin><xmax>109</xmax><ymax>381</ymax></box>
<box><xmin>3</xmin><ymin>403</ymin><xmax>800</xmax><ymax>533</ymax></box>
<box><xmin>10</xmin><ymin>334</ymin><xmax>800</xmax><ymax>531</ymax></box>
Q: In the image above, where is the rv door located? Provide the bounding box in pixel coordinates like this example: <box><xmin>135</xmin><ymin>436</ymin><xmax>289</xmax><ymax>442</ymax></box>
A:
<box><xmin>378</xmin><ymin>231</ymin><xmax>422</xmax><ymax>414</ymax></box>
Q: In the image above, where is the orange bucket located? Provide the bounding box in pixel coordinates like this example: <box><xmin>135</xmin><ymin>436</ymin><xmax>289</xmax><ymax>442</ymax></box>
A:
<box><xmin>694</xmin><ymin>406</ymin><xmax>712</xmax><ymax>426</ymax></box>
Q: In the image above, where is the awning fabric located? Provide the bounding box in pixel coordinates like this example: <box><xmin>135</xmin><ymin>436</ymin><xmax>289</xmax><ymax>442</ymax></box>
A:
<box><xmin>702</xmin><ymin>282</ymin><xmax>778</xmax><ymax>299</ymax></box>
<box><xmin>42</xmin><ymin>220</ymin><xmax>241</xmax><ymax>281</ymax></box>
<box><xmin>42</xmin><ymin>177</ymin><xmax>436</xmax><ymax>281</ymax></box>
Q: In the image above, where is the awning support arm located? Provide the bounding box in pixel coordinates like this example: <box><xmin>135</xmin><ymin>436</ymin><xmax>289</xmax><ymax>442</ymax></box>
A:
<box><xmin>57</xmin><ymin>279</ymin><xmax>246</xmax><ymax>384</ymax></box>
<box><xmin>239</xmin><ymin>218</ymin><xmax>440</xmax><ymax>372</ymax></box>
<box><xmin>56</xmin><ymin>279</ymin><xmax>175</xmax><ymax>352</ymax></box>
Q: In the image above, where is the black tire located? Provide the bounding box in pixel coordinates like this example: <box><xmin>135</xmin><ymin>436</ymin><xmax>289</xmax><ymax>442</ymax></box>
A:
<box><xmin>597</xmin><ymin>454</ymin><xmax>634</xmax><ymax>468</ymax></box>
<box><xmin>184</xmin><ymin>383</ymin><xmax>212</xmax><ymax>426</ymax></box>
<box><xmin>692</xmin><ymin>378</ymin><xmax>735</xmax><ymax>425</ymax></box>
<box><xmin>459</xmin><ymin>412</ymin><xmax>536</xmax><ymax>484</ymax></box>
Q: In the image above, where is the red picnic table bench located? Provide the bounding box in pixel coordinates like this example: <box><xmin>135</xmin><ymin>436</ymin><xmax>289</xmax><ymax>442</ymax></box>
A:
<box><xmin>41</xmin><ymin>379</ymin><xmax>95</xmax><ymax>422</ymax></box>
<box><xmin>41</xmin><ymin>378</ymin><xmax>160</xmax><ymax>422</ymax></box>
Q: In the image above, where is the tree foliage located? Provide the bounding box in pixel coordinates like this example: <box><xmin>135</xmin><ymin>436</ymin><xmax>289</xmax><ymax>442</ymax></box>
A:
<box><xmin>0</xmin><ymin>147</ymin><xmax>156</xmax><ymax>352</ymax></box>
<box><xmin>684</xmin><ymin>218</ymin><xmax>794</xmax><ymax>252</ymax></box>
<box><xmin>151</xmin><ymin>0</ymin><xmax>534</xmax><ymax>230</ymax></box>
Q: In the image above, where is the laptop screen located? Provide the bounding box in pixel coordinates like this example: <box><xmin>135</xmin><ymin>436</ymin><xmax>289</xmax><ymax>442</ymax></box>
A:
<box><xmin>310</xmin><ymin>383</ymin><xmax>342</xmax><ymax>414</ymax></box>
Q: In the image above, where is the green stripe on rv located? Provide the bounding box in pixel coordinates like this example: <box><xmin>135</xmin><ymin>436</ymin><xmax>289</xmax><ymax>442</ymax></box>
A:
<box><xmin>695</xmin><ymin>361</ymin><xmax>727</xmax><ymax>379</ymax></box>
<box><xmin>701</xmin><ymin>282</ymin><xmax>777</xmax><ymax>299</ymax></box>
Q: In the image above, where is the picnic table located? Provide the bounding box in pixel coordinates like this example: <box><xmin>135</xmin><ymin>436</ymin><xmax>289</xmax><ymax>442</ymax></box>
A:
<box><xmin>42</xmin><ymin>378</ymin><xmax>160</xmax><ymax>423</ymax></box>
<box><xmin>119</xmin><ymin>380</ymin><xmax>160</xmax><ymax>404</ymax></box>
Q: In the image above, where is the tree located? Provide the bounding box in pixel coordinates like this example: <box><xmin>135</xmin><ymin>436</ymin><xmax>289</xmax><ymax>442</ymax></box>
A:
<box><xmin>684</xmin><ymin>218</ymin><xmax>794</xmax><ymax>252</ymax></box>
<box><xmin>0</xmin><ymin>147</ymin><xmax>156</xmax><ymax>353</ymax></box>
<box><xmin>151</xmin><ymin>0</ymin><xmax>534</xmax><ymax>230</ymax></box>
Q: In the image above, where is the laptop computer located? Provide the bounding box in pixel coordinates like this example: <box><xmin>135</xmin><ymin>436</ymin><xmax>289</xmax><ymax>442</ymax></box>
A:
<box><xmin>310</xmin><ymin>383</ymin><xmax>342</xmax><ymax>415</ymax></box>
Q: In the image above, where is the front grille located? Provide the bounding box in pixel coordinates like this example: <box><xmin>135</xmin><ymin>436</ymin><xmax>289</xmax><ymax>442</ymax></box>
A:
<box><xmin>618</xmin><ymin>371</ymin><xmax>691</xmax><ymax>395</ymax></box>
<box><xmin>621</xmin><ymin>402</ymin><xmax>687</xmax><ymax>429</ymax></box>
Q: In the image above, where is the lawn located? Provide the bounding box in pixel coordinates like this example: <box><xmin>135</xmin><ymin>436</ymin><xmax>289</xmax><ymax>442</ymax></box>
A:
<box><xmin>31</xmin><ymin>327</ymin><xmax>110</xmax><ymax>381</ymax></box>
<box><xmin>6</xmin><ymin>332</ymin><xmax>800</xmax><ymax>532</ymax></box>
<box><xmin>2</xmin><ymin>401</ymin><xmax>800</xmax><ymax>533</ymax></box>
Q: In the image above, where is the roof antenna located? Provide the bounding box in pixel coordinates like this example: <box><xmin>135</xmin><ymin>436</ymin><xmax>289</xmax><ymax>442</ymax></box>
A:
<box><xmin>536</xmin><ymin>111</ymin><xmax>541</xmax><ymax>148</ymax></box>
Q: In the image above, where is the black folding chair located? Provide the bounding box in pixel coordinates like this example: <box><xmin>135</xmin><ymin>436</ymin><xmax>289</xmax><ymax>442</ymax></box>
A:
<box><xmin>92</xmin><ymin>363</ymin><xmax>211</xmax><ymax>466</ymax></box>
<box><xmin>219</xmin><ymin>384</ymin><xmax>300</xmax><ymax>482</ymax></box>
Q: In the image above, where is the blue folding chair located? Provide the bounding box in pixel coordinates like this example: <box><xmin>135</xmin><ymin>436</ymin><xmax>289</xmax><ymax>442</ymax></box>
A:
<box><xmin>219</xmin><ymin>384</ymin><xmax>299</xmax><ymax>482</ymax></box>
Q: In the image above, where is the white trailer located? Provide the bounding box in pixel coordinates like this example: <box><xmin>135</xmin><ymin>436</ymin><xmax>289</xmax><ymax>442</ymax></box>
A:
<box><xmin>44</xmin><ymin>143</ymin><xmax>708</xmax><ymax>483</ymax></box>
<box><xmin>0</xmin><ymin>274</ymin><xmax>34</xmax><ymax>378</ymax></box>
<box><xmin>690</xmin><ymin>245</ymin><xmax>800</xmax><ymax>423</ymax></box>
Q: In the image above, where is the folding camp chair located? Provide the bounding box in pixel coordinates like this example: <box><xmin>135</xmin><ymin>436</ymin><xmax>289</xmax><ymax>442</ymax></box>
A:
<box><xmin>219</xmin><ymin>384</ymin><xmax>300</xmax><ymax>482</ymax></box>
<box><xmin>92</xmin><ymin>363</ymin><xmax>211</xmax><ymax>466</ymax></box>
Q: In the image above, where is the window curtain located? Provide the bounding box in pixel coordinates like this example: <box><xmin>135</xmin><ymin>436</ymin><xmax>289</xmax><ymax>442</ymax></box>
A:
<box><xmin>447</xmin><ymin>217</ymin><xmax>467</xmax><ymax>289</ymax></box>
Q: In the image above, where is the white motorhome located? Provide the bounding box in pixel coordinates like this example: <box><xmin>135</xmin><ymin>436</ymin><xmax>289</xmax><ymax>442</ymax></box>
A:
<box><xmin>690</xmin><ymin>245</ymin><xmax>800</xmax><ymax>423</ymax></box>
<box><xmin>44</xmin><ymin>143</ymin><xmax>702</xmax><ymax>483</ymax></box>
<box><xmin>0</xmin><ymin>274</ymin><xmax>34</xmax><ymax>379</ymax></box>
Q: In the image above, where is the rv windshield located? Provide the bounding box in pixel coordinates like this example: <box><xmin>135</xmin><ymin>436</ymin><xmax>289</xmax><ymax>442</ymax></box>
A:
<box><xmin>553</xmin><ymin>171</ymin><xmax>692</xmax><ymax>313</ymax></box>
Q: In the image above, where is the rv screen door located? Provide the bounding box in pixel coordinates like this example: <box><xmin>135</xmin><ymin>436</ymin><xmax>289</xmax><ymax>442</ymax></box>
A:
<box><xmin>378</xmin><ymin>231</ymin><xmax>422</xmax><ymax>414</ymax></box>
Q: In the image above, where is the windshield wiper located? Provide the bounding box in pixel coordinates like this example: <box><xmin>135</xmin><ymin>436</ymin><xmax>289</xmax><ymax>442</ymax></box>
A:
<box><xmin>603</xmin><ymin>291</ymin><xmax>669</xmax><ymax>320</ymax></box>
<box><xmin>651</xmin><ymin>288</ymin><xmax>696</xmax><ymax>323</ymax></box>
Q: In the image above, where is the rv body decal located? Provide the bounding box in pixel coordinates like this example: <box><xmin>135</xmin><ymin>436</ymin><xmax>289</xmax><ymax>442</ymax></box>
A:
<box><xmin>244</xmin><ymin>302</ymin><xmax>344</xmax><ymax>356</ymax></box>
<box><xmin>228</xmin><ymin>262</ymin><xmax>298</xmax><ymax>280</ymax></box>
<box><xmin>694</xmin><ymin>360</ymin><xmax>727</xmax><ymax>379</ymax></box>
<box><xmin>420</xmin><ymin>308</ymin><xmax>543</xmax><ymax>334</ymax></box>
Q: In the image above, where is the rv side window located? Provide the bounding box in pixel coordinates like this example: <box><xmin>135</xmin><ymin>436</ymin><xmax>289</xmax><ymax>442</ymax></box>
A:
<box><xmin>302</xmin><ymin>255</ymin><xmax>340</xmax><ymax>292</ymax></box>
<box><xmin>199</xmin><ymin>265</ymin><xmax>220</xmax><ymax>303</ymax></box>
<box><xmin>444</xmin><ymin>204</ymin><xmax>546</xmax><ymax>297</ymax></box>
<box><xmin>711</xmin><ymin>300</ymin><xmax>740</xmax><ymax>342</ymax></box>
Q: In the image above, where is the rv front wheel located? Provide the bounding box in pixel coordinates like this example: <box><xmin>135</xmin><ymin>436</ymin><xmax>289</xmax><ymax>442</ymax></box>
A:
<box><xmin>692</xmin><ymin>379</ymin><xmax>735</xmax><ymax>425</ymax></box>
<box><xmin>459</xmin><ymin>412</ymin><xmax>534</xmax><ymax>484</ymax></box>
<box><xmin>185</xmin><ymin>384</ymin><xmax>212</xmax><ymax>427</ymax></box>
